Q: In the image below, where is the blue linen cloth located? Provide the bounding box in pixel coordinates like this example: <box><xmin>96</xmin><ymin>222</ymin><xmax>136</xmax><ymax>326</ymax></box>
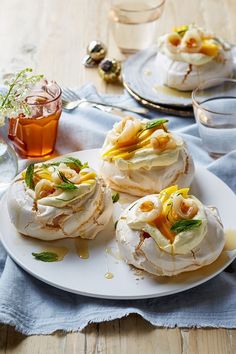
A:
<box><xmin>0</xmin><ymin>84</ymin><xmax>236</xmax><ymax>335</ymax></box>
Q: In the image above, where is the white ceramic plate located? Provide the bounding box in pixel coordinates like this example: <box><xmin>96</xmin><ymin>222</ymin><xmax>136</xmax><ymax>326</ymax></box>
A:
<box><xmin>1</xmin><ymin>149</ymin><xmax>236</xmax><ymax>299</ymax></box>
<box><xmin>123</xmin><ymin>45</ymin><xmax>236</xmax><ymax>108</ymax></box>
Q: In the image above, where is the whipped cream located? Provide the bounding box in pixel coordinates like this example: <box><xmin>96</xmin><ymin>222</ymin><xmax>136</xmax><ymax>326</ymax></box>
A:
<box><xmin>7</xmin><ymin>157</ymin><xmax>113</xmax><ymax>240</ymax></box>
<box><xmin>100</xmin><ymin>116</ymin><xmax>194</xmax><ymax>196</ymax></box>
<box><xmin>116</xmin><ymin>186</ymin><xmax>225</xmax><ymax>276</ymax></box>
<box><xmin>156</xmin><ymin>24</ymin><xmax>233</xmax><ymax>91</ymax></box>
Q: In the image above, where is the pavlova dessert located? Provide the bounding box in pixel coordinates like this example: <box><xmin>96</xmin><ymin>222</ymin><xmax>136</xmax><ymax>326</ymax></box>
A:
<box><xmin>7</xmin><ymin>157</ymin><xmax>112</xmax><ymax>240</ymax></box>
<box><xmin>100</xmin><ymin>116</ymin><xmax>194</xmax><ymax>196</ymax></box>
<box><xmin>156</xmin><ymin>24</ymin><xmax>233</xmax><ymax>91</ymax></box>
<box><xmin>116</xmin><ymin>185</ymin><xmax>225</xmax><ymax>276</ymax></box>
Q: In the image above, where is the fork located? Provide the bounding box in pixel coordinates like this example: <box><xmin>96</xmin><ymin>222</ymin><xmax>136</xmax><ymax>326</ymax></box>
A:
<box><xmin>61</xmin><ymin>87</ymin><xmax>148</xmax><ymax>115</ymax></box>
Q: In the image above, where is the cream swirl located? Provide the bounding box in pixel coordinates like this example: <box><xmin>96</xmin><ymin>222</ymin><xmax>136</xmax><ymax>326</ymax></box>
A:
<box><xmin>125</xmin><ymin>186</ymin><xmax>207</xmax><ymax>255</ymax></box>
<box><xmin>100</xmin><ymin>116</ymin><xmax>194</xmax><ymax>196</ymax></box>
<box><xmin>7</xmin><ymin>157</ymin><xmax>113</xmax><ymax>240</ymax></box>
<box><xmin>102</xmin><ymin>117</ymin><xmax>183</xmax><ymax>170</ymax></box>
<box><xmin>25</xmin><ymin>162</ymin><xmax>98</xmax><ymax>208</ymax></box>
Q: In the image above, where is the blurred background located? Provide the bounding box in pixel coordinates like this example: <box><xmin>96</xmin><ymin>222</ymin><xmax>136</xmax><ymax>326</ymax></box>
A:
<box><xmin>0</xmin><ymin>0</ymin><xmax>235</xmax><ymax>93</ymax></box>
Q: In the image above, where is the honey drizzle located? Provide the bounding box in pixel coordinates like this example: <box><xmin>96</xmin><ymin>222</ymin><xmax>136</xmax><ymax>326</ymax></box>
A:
<box><xmin>153</xmin><ymin>85</ymin><xmax>191</xmax><ymax>98</ymax></box>
<box><xmin>224</xmin><ymin>229</ymin><xmax>236</xmax><ymax>251</ymax></box>
<box><xmin>104</xmin><ymin>272</ymin><xmax>114</xmax><ymax>279</ymax></box>
<box><xmin>74</xmin><ymin>238</ymin><xmax>89</xmax><ymax>259</ymax></box>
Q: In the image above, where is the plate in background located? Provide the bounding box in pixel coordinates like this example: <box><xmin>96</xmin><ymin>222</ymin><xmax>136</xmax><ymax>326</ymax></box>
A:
<box><xmin>123</xmin><ymin>45</ymin><xmax>236</xmax><ymax>110</ymax></box>
<box><xmin>124</xmin><ymin>83</ymin><xmax>194</xmax><ymax>117</ymax></box>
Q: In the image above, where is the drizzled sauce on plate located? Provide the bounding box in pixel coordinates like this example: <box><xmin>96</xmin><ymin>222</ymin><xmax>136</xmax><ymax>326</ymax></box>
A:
<box><xmin>104</xmin><ymin>272</ymin><xmax>114</xmax><ymax>279</ymax></box>
<box><xmin>224</xmin><ymin>229</ymin><xmax>236</xmax><ymax>251</ymax></box>
<box><xmin>153</xmin><ymin>85</ymin><xmax>191</xmax><ymax>98</ymax></box>
<box><xmin>74</xmin><ymin>238</ymin><xmax>89</xmax><ymax>259</ymax></box>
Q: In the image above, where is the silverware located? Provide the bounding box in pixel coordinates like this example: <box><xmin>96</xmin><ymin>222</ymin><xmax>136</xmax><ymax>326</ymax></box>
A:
<box><xmin>61</xmin><ymin>87</ymin><xmax>148</xmax><ymax>115</ymax></box>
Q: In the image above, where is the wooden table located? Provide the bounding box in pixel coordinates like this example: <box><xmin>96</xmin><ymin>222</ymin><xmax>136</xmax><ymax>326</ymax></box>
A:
<box><xmin>0</xmin><ymin>0</ymin><xmax>235</xmax><ymax>353</ymax></box>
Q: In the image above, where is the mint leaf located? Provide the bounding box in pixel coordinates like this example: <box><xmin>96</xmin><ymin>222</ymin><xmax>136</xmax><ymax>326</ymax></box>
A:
<box><xmin>32</xmin><ymin>251</ymin><xmax>58</xmax><ymax>262</ymax></box>
<box><xmin>81</xmin><ymin>161</ymin><xmax>89</xmax><ymax>170</ymax></box>
<box><xmin>55</xmin><ymin>183</ymin><xmax>78</xmax><ymax>190</ymax></box>
<box><xmin>145</xmin><ymin>119</ymin><xmax>169</xmax><ymax>130</ymax></box>
<box><xmin>25</xmin><ymin>164</ymin><xmax>35</xmax><ymax>190</ymax></box>
<box><xmin>42</xmin><ymin>157</ymin><xmax>83</xmax><ymax>169</ymax></box>
<box><xmin>171</xmin><ymin>219</ymin><xmax>202</xmax><ymax>234</ymax></box>
<box><xmin>112</xmin><ymin>192</ymin><xmax>120</xmax><ymax>203</ymax></box>
<box><xmin>41</xmin><ymin>158</ymin><xmax>89</xmax><ymax>173</ymax></box>
<box><xmin>41</xmin><ymin>162</ymin><xmax>61</xmax><ymax>168</ymax></box>
<box><xmin>58</xmin><ymin>171</ymin><xmax>73</xmax><ymax>184</ymax></box>
<box><xmin>175</xmin><ymin>25</ymin><xmax>189</xmax><ymax>37</ymax></box>
<box><xmin>63</xmin><ymin>157</ymin><xmax>83</xmax><ymax>168</ymax></box>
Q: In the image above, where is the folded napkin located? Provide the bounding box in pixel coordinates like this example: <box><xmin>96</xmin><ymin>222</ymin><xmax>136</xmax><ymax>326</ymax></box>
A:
<box><xmin>0</xmin><ymin>84</ymin><xmax>236</xmax><ymax>335</ymax></box>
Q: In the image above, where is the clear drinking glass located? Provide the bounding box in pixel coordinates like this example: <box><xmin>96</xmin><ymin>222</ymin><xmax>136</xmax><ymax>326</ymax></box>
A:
<box><xmin>8</xmin><ymin>80</ymin><xmax>62</xmax><ymax>158</ymax></box>
<box><xmin>0</xmin><ymin>136</ymin><xmax>18</xmax><ymax>195</ymax></box>
<box><xmin>109</xmin><ymin>0</ymin><xmax>166</xmax><ymax>54</ymax></box>
<box><xmin>192</xmin><ymin>78</ymin><xmax>236</xmax><ymax>158</ymax></box>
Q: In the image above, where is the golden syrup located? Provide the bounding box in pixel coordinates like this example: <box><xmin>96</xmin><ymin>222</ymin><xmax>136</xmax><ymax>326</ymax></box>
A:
<box><xmin>167</xmin><ymin>251</ymin><xmax>231</xmax><ymax>285</ymax></box>
<box><xmin>153</xmin><ymin>85</ymin><xmax>191</xmax><ymax>98</ymax></box>
<box><xmin>195</xmin><ymin>252</ymin><xmax>231</xmax><ymax>278</ymax></box>
<box><xmin>104</xmin><ymin>272</ymin><xmax>114</xmax><ymax>279</ymax></box>
<box><xmin>224</xmin><ymin>229</ymin><xmax>236</xmax><ymax>251</ymax></box>
<box><xmin>75</xmin><ymin>238</ymin><xmax>89</xmax><ymax>259</ymax></box>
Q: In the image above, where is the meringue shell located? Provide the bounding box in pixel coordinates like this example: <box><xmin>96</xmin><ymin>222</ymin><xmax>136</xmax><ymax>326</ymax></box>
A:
<box><xmin>7</xmin><ymin>173</ymin><xmax>113</xmax><ymax>241</ymax></box>
<box><xmin>116</xmin><ymin>202</ymin><xmax>225</xmax><ymax>276</ymax></box>
<box><xmin>155</xmin><ymin>51</ymin><xmax>234</xmax><ymax>91</ymax></box>
<box><xmin>101</xmin><ymin>145</ymin><xmax>194</xmax><ymax>197</ymax></box>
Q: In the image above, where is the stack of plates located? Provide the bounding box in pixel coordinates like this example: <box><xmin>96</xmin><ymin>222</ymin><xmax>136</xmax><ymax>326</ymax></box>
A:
<box><xmin>122</xmin><ymin>46</ymin><xmax>194</xmax><ymax>117</ymax></box>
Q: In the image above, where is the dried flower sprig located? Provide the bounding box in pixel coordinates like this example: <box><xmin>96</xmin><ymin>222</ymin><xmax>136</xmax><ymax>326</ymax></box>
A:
<box><xmin>0</xmin><ymin>68</ymin><xmax>43</xmax><ymax>127</ymax></box>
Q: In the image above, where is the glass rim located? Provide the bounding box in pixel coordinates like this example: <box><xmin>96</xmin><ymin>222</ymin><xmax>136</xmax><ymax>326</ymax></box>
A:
<box><xmin>192</xmin><ymin>78</ymin><xmax>236</xmax><ymax>116</ymax></box>
<box><xmin>112</xmin><ymin>0</ymin><xmax>166</xmax><ymax>13</ymax></box>
<box><xmin>26</xmin><ymin>82</ymin><xmax>62</xmax><ymax>106</ymax></box>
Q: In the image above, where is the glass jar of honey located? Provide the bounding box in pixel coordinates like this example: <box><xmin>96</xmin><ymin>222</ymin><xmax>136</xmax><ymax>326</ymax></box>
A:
<box><xmin>8</xmin><ymin>80</ymin><xmax>62</xmax><ymax>157</ymax></box>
